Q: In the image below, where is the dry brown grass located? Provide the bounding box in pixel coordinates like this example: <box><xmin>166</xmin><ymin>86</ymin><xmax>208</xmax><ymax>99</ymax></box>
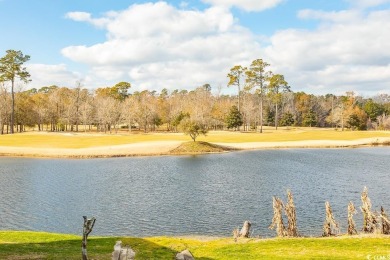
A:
<box><xmin>0</xmin><ymin>128</ymin><xmax>389</xmax><ymax>148</ymax></box>
<box><xmin>0</xmin><ymin>128</ymin><xmax>389</xmax><ymax>158</ymax></box>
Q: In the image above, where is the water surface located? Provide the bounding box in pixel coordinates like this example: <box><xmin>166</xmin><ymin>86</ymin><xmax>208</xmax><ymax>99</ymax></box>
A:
<box><xmin>0</xmin><ymin>147</ymin><xmax>389</xmax><ymax>237</ymax></box>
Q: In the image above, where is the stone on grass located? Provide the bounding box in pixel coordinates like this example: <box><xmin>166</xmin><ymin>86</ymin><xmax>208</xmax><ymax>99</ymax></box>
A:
<box><xmin>112</xmin><ymin>241</ymin><xmax>135</xmax><ymax>260</ymax></box>
<box><xmin>176</xmin><ymin>249</ymin><xmax>195</xmax><ymax>260</ymax></box>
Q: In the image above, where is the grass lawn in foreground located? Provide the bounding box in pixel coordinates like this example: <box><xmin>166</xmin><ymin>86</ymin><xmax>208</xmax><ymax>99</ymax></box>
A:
<box><xmin>0</xmin><ymin>128</ymin><xmax>389</xmax><ymax>149</ymax></box>
<box><xmin>0</xmin><ymin>231</ymin><xmax>389</xmax><ymax>259</ymax></box>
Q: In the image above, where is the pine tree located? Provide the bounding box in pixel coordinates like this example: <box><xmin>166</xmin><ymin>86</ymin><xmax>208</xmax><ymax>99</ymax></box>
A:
<box><xmin>226</xmin><ymin>105</ymin><xmax>243</xmax><ymax>130</ymax></box>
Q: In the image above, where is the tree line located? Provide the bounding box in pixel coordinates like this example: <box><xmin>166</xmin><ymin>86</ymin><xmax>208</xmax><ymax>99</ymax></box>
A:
<box><xmin>1</xmin><ymin>50</ymin><xmax>390</xmax><ymax>134</ymax></box>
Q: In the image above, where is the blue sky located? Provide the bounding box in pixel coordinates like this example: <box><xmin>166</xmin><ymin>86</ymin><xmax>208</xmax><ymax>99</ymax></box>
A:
<box><xmin>1</xmin><ymin>0</ymin><xmax>390</xmax><ymax>95</ymax></box>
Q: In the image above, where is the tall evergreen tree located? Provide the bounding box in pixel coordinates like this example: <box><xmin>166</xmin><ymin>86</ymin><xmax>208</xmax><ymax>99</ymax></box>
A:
<box><xmin>226</xmin><ymin>105</ymin><xmax>243</xmax><ymax>130</ymax></box>
<box><xmin>246</xmin><ymin>59</ymin><xmax>270</xmax><ymax>133</ymax></box>
<box><xmin>0</xmin><ymin>50</ymin><xmax>31</xmax><ymax>134</ymax></box>
<box><xmin>268</xmin><ymin>74</ymin><xmax>290</xmax><ymax>130</ymax></box>
<box><xmin>227</xmin><ymin>65</ymin><xmax>246</xmax><ymax>112</ymax></box>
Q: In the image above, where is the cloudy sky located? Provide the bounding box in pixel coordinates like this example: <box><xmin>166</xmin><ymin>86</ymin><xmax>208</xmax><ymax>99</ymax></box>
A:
<box><xmin>1</xmin><ymin>0</ymin><xmax>390</xmax><ymax>96</ymax></box>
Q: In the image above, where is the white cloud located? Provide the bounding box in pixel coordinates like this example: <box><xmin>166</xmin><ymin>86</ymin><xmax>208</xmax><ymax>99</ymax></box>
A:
<box><xmin>62</xmin><ymin>2</ymin><xmax>260</xmax><ymax>91</ymax></box>
<box><xmin>65</xmin><ymin>11</ymin><xmax>91</xmax><ymax>22</ymax></box>
<box><xmin>59</xmin><ymin>1</ymin><xmax>390</xmax><ymax>96</ymax></box>
<box><xmin>298</xmin><ymin>9</ymin><xmax>361</xmax><ymax>23</ymax></box>
<box><xmin>180</xmin><ymin>1</ymin><xmax>189</xmax><ymax>8</ymax></box>
<box><xmin>26</xmin><ymin>64</ymin><xmax>81</xmax><ymax>89</ymax></box>
<box><xmin>65</xmin><ymin>11</ymin><xmax>110</xmax><ymax>28</ymax></box>
<box><xmin>263</xmin><ymin>9</ymin><xmax>390</xmax><ymax>95</ymax></box>
<box><xmin>346</xmin><ymin>0</ymin><xmax>390</xmax><ymax>8</ymax></box>
<box><xmin>201</xmin><ymin>0</ymin><xmax>284</xmax><ymax>12</ymax></box>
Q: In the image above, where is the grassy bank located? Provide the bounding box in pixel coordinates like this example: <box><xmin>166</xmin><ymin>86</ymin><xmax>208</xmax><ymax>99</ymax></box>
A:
<box><xmin>0</xmin><ymin>231</ymin><xmax>389</xmax><ymax>259</ymax></box>
<box><xmin>0</xmin><ymin>128</ymin><xmax>389</xmax><ymax>149</ymax></box>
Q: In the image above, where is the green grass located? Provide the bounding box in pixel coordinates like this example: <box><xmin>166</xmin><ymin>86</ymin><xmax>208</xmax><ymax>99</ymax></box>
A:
<box><xmin>0</xmin><ymin>231</ymin><xmax>390</xmax><ymax>260</ymax></box>
<box><xmin>1</xmin><ymin>231</ymin><xmax>389</xmax><ymax>259</ymax></box>
<box><xmin>0</xmin><ymin>128</ymin><xmax>389</xmax><ymax>149</ymax></box>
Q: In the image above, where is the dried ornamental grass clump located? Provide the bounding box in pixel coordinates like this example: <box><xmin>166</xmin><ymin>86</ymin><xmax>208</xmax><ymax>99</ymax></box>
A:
<box><xmin>239</xmin><ymin>221</ymin><xmax>252</xmax><ymax>238</ymax></box>
<box><xmin>232</xmin><ymin>221</ymin><xmax>252</xmax><ymax>241</ymax></box>
<box><xmin>380</xmin><ymin>206</ymin><xmax>390</xmax><ymax>235</ymax></box>
<box><xmin>347</xmin><ymin>201</ymin><xmax>358</xmax><ymax>235</ymax></box>
<box><xmin>285</xmin><ymin>190</ymin><xmax>298</xmax><ymax>237</ymax></box>
<box><xmin>269</xmin><ymin>197</ymin><xmax>287</xmax><ymax>237</ymax></box>
<box><xmin>360</xmin><ymin>187</ymin><xmax>379</xmax><ymax>233</ymax></box>
<box><xmin>323</xmin><ymin>201</ymin><xmax>340</xmax><ymax>237</ymax></box>
<box><xmin>232</xmin><ymin>228</ymin><xmax>240</xmax><ymax>242</ymax></box>
<box><xmin>270</xmin><ymin>190</ymin><xmax>299</xmax><ymax>237</ymax></box>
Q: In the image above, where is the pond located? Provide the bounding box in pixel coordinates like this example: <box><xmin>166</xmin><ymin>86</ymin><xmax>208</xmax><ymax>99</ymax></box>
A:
<box><xmin>0</xmin><ymin>147</ymin><xmax>389</xmax><ymax>237</ymax></box>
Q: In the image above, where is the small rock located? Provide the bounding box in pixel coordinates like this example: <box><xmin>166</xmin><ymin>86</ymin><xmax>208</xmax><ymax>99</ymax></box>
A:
<box><xmin>112</xmin><ymin>240</ymin><xmax>135</xmax><ymax>260</ymax></box>
<box><xmin>176</xmin><ymin>249</ymin><xmax>195</xmax><ymax>260</ymax></box>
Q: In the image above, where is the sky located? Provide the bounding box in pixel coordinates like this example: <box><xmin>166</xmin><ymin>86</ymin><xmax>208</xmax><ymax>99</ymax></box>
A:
<box><xmin>1</xmin><ymin>0</ymin><xmax>390</xmax><ymax>96</ymax></box>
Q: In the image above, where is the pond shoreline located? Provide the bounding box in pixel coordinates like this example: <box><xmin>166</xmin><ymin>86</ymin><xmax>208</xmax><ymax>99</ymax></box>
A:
<box><xmin>0</xmin><ymin>137</ymin><xmax>389</xmax><ymax>159</ymax></box>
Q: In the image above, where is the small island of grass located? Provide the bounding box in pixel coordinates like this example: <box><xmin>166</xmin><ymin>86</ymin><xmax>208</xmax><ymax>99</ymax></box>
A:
<box><xmin>169</xmin><ymin>141</ymin><xmax>235</xmax><ymax>154</ymax></box>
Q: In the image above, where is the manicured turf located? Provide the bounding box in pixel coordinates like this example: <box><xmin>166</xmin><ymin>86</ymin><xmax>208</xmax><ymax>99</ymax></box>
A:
<box><xmin>0</xmin><ymin>128</ymin><xmax>389</xmax><ymax>149</ymax></box>
<box><xmin>0</xmin><ymin>231</ymin><xmax>389</xmax><ymax>259</ymax></box>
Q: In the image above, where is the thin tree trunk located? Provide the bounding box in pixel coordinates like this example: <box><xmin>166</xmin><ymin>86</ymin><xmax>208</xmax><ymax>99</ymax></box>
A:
<box><xmin>260</xmin><ymin>96</ymin><xmax>263</xmax><ymax>133</ymax></box>
<box><xmin>10</xmin><ymin>78</ymin><xmax>15</xmax><ymax>134</ymax></box>
<box><xmin>275</xmin><ymin>103</ymin><xmax>278</xmax><ymax>130</ymax></box>
<box><xmin>341</xmin><ymin>105</ymin><xmax>344</xmax><ymax>131</ymax></box>
<box><xmin>237</xmin><ymin>86</ymin><xmax>240</xmax><ymax>113</ymax></box>
<box><xmin>82</xmin><ymin>216</ymin><xmax>96</xmax><ymax>260</ymax></box>
<box><xmin>331</xmin><ymin>97</ymin><xmax>334</xmax><ymax>128</ymax></box>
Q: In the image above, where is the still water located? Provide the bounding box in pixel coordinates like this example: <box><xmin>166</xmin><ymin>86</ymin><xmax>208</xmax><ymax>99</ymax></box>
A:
<box><xmin>0</xmin><ymin>147</ymin><xmax>389</xmax><ymax>237</ymax></box>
